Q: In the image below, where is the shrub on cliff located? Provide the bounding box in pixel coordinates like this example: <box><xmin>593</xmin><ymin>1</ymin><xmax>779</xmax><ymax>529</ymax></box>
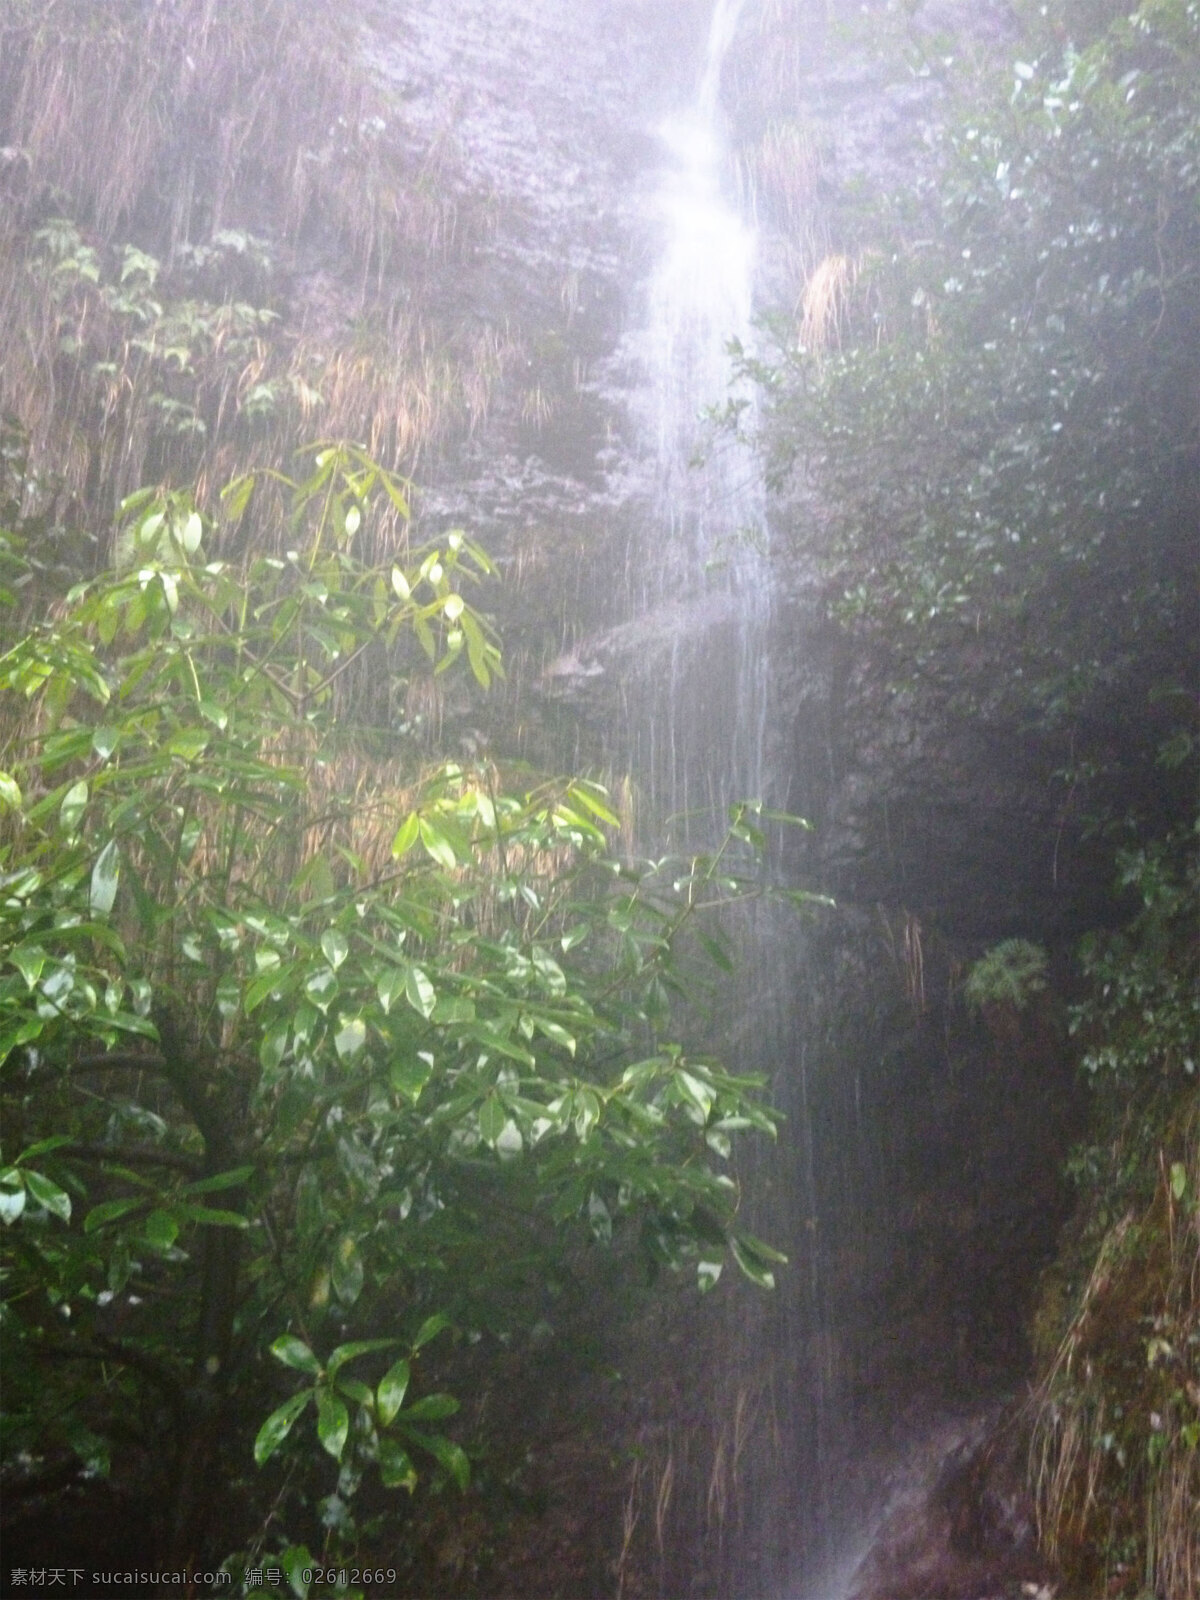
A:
<box><xmin>0</xmin><ymin>444</ymin><xmax>783</xmax><ymax>1586</ymax></box>
<box><xmin>1030</xmin><ymin>828</ymin><xmax>1198</xmax><ymax>1598</ymax></box>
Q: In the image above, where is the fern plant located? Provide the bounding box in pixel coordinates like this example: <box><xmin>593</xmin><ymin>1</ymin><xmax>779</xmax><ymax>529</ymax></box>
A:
<box><xmin>964</xmin><ymin>938</ymin><xmax>1049</xmax><ymax>1012</ymax></box>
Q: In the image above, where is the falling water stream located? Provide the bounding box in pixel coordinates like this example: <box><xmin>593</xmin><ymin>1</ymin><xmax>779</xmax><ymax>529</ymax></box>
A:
<box><xmin>374</xmin><ymin>1</ymin><xmax>1026</xmax><ymax>1590</ymax></box>
<box><xmin>619</xmin><ymin>9</ymin><xmax>877</xmax><ymax>1597</ymax></box>
<box><xmin>615</xmin><ymin>8</ymin><xmax>846</xmax><ymax>1596</ymax></box>
<box><xmin>620</xmin><ymin>0</ymin><xmax>770</xmax><ymax>835</ymax></box>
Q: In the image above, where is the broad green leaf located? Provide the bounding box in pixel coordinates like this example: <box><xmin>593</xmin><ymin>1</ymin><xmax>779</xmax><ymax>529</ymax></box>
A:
<box><xmin>733</xmin><ymin>1230</ymin><xmax>788</xmax><ymax>1266</ymax></box>
<box><xmin>389</xmin><ymin>1053</ymin><xmax>433</xmax><ymax>1100</ymax></box>
<box><xmin>0</xmin><ymin>770</ymin><xmax>22</xmax><ymax>813</ymax></box>
<box><xmin>84</xmin><ymin>1197</ymin><xmax>144</xmax><ymax>1233</ymax></box>
<box><xmin>254</xmin><ymin>1389</ymin><xmax>312</xmax><ymax>1466</ymax></box>
<box><xmin>405</xmin><ymin>1428</ymin><xmax>470</xmax><ymax>1490</ymax></box>
<box><xmin>304</xmin><ymin>967</ymin><xmax>339</xmax><ymax>1013</ymax></box>
<box><xmin>676</xmin><ymin>1070</ymin><xmax>715</xmax><ymax>1123</ymax></box>
<box><xmin>760</xmin><ymin>807</ymin><xmax>812</xmax><ymax>830</ymax></box>
<box><xmin>271</xmin><ymin>1335</ymin><xmax>321</xmax><ymax>1374</ymax></box>
<box><xmin>0</xmin><ymin>1019</ymin><xmax>45</xmax><ymax>1059</ymax></box>
<box><xmin>376</xmin><ymin>967</ymin><xmax>406</xmax><ymax>1014</ymax></box>
<box><xmin>60</xmin><ymin>780</ymin><xmax>88</xmax><ymax>835</ymax></box>
<box><xmin>697</xmin><ymin>1258</ymin><xmax>723</xmax><ymax>1292</ymax></box>
<box><xmin>336</xmin><ymin>1375</ymin><xmax>374</xmax><ymax>1407</ymax></box>
<box><xmin>729</xmin><ymin>1231</ymin><xmax>787</xmax><ymax>1290</ymax></box>
<box><xmin>567</xmin><ymin>782</ymin><xmax>620</xmax><ymax>826</ymax></box>
<box><xmin>174</xmin><ymin>1202</ymin><xmax>249</xmax><ymax>1228</ymax></box>
<box><xmin>167</xmin><ymin>728</ymin><xmax>209</xmax><ymax>762</ymax></box>
<box><xmin>119</xmin><ymin>486</ymin><xmax>157</xmax><ymax>519</ymax></box>
<box><xmin>377</xmin><ymin>1358</ymin><xmax>411</xmax><ymax>1426</ymax></box>
<box><xmin>143</xmin><ymin>1209</ymin><xmax>179</xmax><ymax>1250</ymax></box>
<box><xmin>281</xmin><ymin>1546</ymin><xmax>314</xmax><ymax>1600</ymax></box>
<box><xmin>390</xmin><ymin>812</ymin><xmax>420</xmax><ymax>858</ymax></box>
<box><xmin>198</xmin><ymin>700</ymin><xmax>228</xmax><ymax>731</ymax></box>
<box><xmin>401</xmin><ymin>1392</ymin><xmax>459</xmax><ymax>1422</ymax></box>
<box><xmin>460</xmin><ymin>611</ymin><xmax>492</xmax><ymax>687</ymax></box>
<box><xmin>183</xmin><ymin>1166</ymin><xmax>254</xmax><ymax>1195</ymax></box>
<box><xmin>478</xmin><ymin>1096</ymin><xmax>507</xmax><ymax>1148</ymax></box>
<box><xmin>334</xmin><ymin>1016</ymin><xmax>367</xmax><ymax>1062</ymax></box>
<box><xmin>573</xmin><ymin>1088</ymin><xmax>601</xmax><ymax>1142</ymax></box>
<box><xmin>331</xmin><ymin>1235</ymin><xmax>364</xmax><ymax>1305</ymax></box>
<box><xmin>0</xmin><ymin>1184</ymin><xmax>27</xmax><ymax>1226</ymax></box>
<box><xmin>16</xmin><ymin>1136</ymin><xmax>72</xmax><ymax>1163</ymax></box>
<box><xmin>89</xmin><ymin>839</ymin><xmax>121</xmax><ymax>916</ymax></box>
<box><xmin>404</xmin><ymin>966</ymin><xmax>436</xmax><ymax>1019</ymax></box>
<box><xmin>10</xmin><ymin>944</ymin><xmax>47</xmax><ymax>989</ymax></box>
<box><xmin>533</xmin><ymin>1017</ymin><xmax>576</xmax><ymax>1055</ymax></box>
<box><xmin>321</xmin><ymin>929</ymin><xmax>348</xmax><ymax>970</ymax></box>
<box><xmin>378</xmin><ymin>1438</ymin><xmax>417</xmax><ymax>1491</ymax></box>
<box><xmin>243</xmin><ymin>962</ymin><xmax>286</xmax><ymax>1013</ymax></box>
<box><xmin>327</xmin><ymin>1338</ymin><xmax>398</xmax><ymax>1378</ymax></box>
<box><xmin>705</xmin><ymin>1128</ymin><xmax>732</xmax><ymax>1160</ymax></box>
<box><xmin>412</xmin><ymin>1312</ymin><xmax>451</xmax><ymax>1352</ymax></box>
<box><xmin>181</xmin><ymin>511</ymin><xmax>203</xmax><ymax>554</ymax></box>
<box><xmin>419</xmin><ymin>817</ymin><xmax>457</xmax><ymax>869</ymax></box>
<box><xmin>431</xmin><ymin>995</ymin><xmax>475</xmax><ymax>1025</ymax></box>
<box><xmin>260</xmin><ymin>1018</ymin><xmax>289</xmax><ymax>1074</ymax></box>
<box><xmin>317</xmin><ymin>1388</ymin><xmax>349</xmax><ymax>1460</ymax></box>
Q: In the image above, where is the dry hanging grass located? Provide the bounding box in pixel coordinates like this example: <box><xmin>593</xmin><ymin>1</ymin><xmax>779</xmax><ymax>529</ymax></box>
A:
<box><xmin>1028</xmin><ymin>1100</ymin><xmax>1199</xmax><ymax>1599</ymax></box>
<box><xmin>798</xmin><ymin>252</ymin><xmax>858</xmax><ymax>356</ymax></box>
<box><xmin>0</xmin><ymin>0</ymin><xmax>512</xmax><ymax>562</ymax></box>
<box><xmin>737</xmin><ymin>119</ymin><xmax>822</xmax><ymax>241</ymax></box>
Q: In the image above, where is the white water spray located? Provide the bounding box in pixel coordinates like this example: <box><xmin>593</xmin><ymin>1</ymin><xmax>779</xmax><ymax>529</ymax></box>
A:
<box><xmin>632</xmin><ymin>0</ymin><xmax>769</xmax><ymax>823</ymax></box>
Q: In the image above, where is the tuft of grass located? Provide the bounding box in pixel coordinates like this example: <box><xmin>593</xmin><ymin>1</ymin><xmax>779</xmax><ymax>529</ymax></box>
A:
<box><xmin>0</xmin><ymin>0</ymin><xmax>517</xmax><ymax>570</ymax></box>
<box><xmin>1029</xmin><ymin>1096</ymin><xmax>1199</xmax><ymax>1598</ymax></box>
<box><xmin>737</xmin><ymin>119</ymin><xmax>822</xmax><ymax>242</ymax></box>
<box><xmin>797</xmin><ymin>252</ymin><xmax>858</xmax><ymax>355</ymax></box>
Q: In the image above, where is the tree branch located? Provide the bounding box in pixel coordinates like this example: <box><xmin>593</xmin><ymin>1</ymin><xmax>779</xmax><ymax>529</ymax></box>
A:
<box><xmin>58</xmin><ymin>1141</ymin><xmax>202</xmax><ymax>1174</ymax></box>
<box><xmin>73</xmin><ymin>1050</ymin><xmax>167</xmax><ymax>1074</ymax></box>
<box><xmin>32</xmin><ymin>1336</ymin><xmax>186</xmax><ymax>1418</ymax></box>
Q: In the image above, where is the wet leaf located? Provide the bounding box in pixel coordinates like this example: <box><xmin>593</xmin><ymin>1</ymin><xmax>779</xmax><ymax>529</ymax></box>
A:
<box><xmin>89</xmin><ymin>839</ymin><xmax>121</xmax><ymax>916</ymax></box>
<box><xmin>317</xmin><ymin>1389</ymin><xmax>349</xmax><ymax>1460</ymax></box>
<box><xmin>254</xmin><ymin>1390</ymin><xmax>312</xmax><ymax>1466</ymax></box>
<box><xmin>271</xmin><ymin>1335</ymin><xmax>321</xmax><ymax>1374</ymax></box>
<box><xmin>377</xmin><ymin>1358</ymin><xmax>411</xmax><ymax>1426</ymax></box>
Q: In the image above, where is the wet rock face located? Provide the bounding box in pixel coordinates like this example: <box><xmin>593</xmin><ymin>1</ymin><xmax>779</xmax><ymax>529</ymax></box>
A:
<box><xmin>365</xmin><ymin>0</ymin><xmax>653</xmax><ymax>293</ymax></box>
<box><xmin>341</xmin><ymin>5</ymin><xmax>1087</xmax><ymax>1597</ymax></box>
<box><xmin>846</xmin><ymin>1410</ymin><xmax>1054</xmax><ymax>1600</ymax></box>
<box><xmin>355</xmin><ymin>0</ymin><xmax>705</xmax><ymax>725</ymax></box>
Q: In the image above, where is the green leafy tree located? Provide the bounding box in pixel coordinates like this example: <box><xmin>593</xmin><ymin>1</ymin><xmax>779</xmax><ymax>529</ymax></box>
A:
<box><xmin>754</xmin><ymin>0</ymin><xmax>1198</xmax><ymax>733</ymax></box>
<box><xmin>0</xmin><ymin>445</ymin><xmax>783</xmax><ymax>1581</ymax></box>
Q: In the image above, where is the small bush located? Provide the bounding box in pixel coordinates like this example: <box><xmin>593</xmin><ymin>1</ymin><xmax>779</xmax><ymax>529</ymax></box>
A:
<box><xmin>964</xmin><ymin>939</ymin><xmax>1049</xmax><ymax>1013</ymax></box>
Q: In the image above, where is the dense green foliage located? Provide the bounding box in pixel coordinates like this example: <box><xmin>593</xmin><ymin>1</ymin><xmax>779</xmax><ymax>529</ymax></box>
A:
<box><xmin>755</xmin><ymin>0</ymin><xmax>1198</xmax><ymax>734</ymax></box>
<box><xmin>0</xmin><ymin>447</ymin><xmax>786</xmax><ymax>1589</ymax></box>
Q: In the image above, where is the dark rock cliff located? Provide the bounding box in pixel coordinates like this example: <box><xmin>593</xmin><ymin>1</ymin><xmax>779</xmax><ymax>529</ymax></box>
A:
<box><xmin>344</xmin><ymin>3</ymin><xmax>1103</xmax><ymax>1597</ymax></box>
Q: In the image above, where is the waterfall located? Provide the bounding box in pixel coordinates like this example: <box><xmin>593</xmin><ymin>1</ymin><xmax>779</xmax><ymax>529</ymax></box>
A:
<box><xmin>619</xmin><ymin>9</ymin><xmax>865</xmax><ymax>1597</ymax></box>
<box><xmin>622</xmin><ymin>0</ymin><xmax>769</xmax><ymax>832</ymax></box>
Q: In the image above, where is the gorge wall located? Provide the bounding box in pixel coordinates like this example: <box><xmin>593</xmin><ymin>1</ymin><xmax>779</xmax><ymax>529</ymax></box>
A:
<box><xmin>351</xmin><ymin>3</ymin><xmax>1089</xmax><ymax>1596</ymax></box>
<box><xmin>2</xmin><ymin>0</ymin><xmax>1193</xmax><ymax>1594</ymax></box>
